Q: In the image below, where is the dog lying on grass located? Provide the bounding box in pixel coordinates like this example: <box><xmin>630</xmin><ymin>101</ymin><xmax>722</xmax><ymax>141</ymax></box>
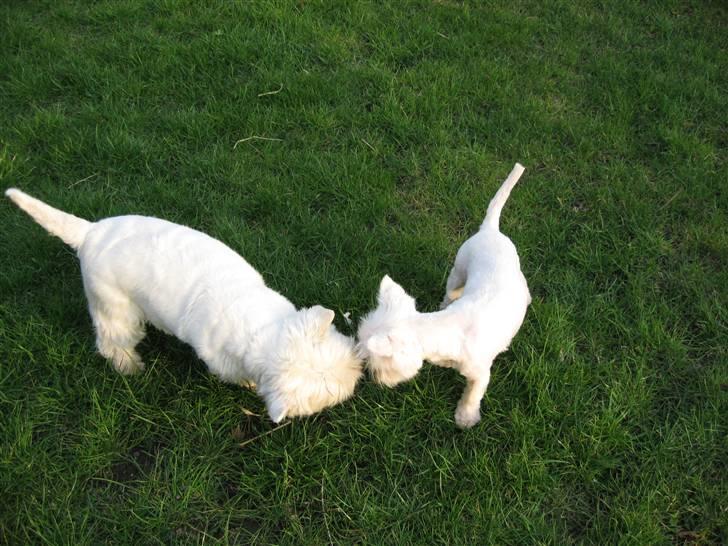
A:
<box><xmin>358</xmin><ymin>164</ymin><xmax>531</xmax><ymax>428</ymax></box>
<box><xmin>6</xmin><ymin>188</ymin><xmax>363</xmax><ymax>422</ymax></box>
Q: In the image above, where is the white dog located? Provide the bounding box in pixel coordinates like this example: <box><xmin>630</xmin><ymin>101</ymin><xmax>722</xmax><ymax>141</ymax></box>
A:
<box><xmin>6</xmin><ymin>188</ymin><xmax>363</xmax><ymax>422</ymax></box>
<box><xmin>358</xmin><ymin>164</ymin><xmax>531</xmax><ymax>428</ymax></box>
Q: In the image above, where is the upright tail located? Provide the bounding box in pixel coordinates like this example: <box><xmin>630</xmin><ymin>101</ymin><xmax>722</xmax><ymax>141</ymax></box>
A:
<box><xmin>5</xmin><ymin>188</ymin><xmax>92</xmax><ymax>250</ymax></box>
<box><xmin>481</xmin><ymin>163</ymin><xmax>526</xmax><ymax>231</ymax></box>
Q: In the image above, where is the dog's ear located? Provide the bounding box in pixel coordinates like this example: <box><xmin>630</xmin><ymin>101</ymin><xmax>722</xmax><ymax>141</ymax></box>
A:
<box><xmin>380</xmin><ymin>274</ymin><xmax>397</xmax><ymax>291</ymax></box>
<box><xmin>378</xmin><ymin>275</ymin><xmax>416</xmax><ymax>312</ymax></box>
<box><xmin>265</xmin><ymin>393</ymin><xmax>288</xmax><ymax>423</ymax></box>
<box><xmin>307</xmin><ymin>305</ymin><xmax>335</xmax><ymax>338</ymax></box>
<box><xmin>366</xmin><ymin>334</ymin><xmax>393</xmax><ymax>357</ymax></box>
<box><xmin>378</xmin><ymin>275</ymin><xmax>404</xmax><ymax>301</ymax></box>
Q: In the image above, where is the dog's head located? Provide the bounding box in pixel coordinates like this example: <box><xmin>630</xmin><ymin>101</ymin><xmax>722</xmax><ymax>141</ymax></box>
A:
<box><xmin>357</xmin><ymin>275</ymin><xmax>424</xmax><ymax>387</ymax></box>
<box><xmin>258</xmin><ymin>306</ymin><xmax>363</xmax><ymax>423</ymax></box>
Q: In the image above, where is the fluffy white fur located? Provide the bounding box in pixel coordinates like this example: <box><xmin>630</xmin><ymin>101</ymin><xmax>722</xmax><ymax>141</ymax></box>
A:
<box><xmin>358</xmin><ymin>163</ymin><xmax>531</xmax><ymax>428</ymax></box>
<box><xmin>6</xmin><ymin>188</ymin><xmax>363</xmax><ymax>422</ymax></box>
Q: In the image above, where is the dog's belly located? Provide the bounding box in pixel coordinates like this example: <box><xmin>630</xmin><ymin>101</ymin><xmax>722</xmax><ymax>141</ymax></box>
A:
<box><xmin>432</xmin><ymin>358</ymin><xmax>458</xmax><ymax>369</ymax></box>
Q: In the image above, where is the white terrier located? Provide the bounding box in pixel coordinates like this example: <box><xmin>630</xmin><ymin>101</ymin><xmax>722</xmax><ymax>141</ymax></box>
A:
<box><xmin>358</xmin><ymin>164</ymin><xmax>531</xmax><ymax>428</ymax></box>
<box><xmin>6</xmin><ymin>188</ymin><xmax>363</xmax><ymax>422</ymax></box>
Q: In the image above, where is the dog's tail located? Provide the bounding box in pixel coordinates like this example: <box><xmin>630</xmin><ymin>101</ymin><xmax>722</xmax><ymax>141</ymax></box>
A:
<box><xmin>5</xmin><ymin>188</ymin><xmax>92</xmax><ymax>250</ymax></box>
<box><xmin>481</xmin><ymin>163</ymin><xmax>525</xmax><ymax>231</ymax></box>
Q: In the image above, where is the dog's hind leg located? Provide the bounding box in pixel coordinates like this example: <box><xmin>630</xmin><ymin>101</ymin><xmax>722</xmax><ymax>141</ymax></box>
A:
<box><xmin>87</xmin><ymin>292</ymin><xmax>146</xmax><ymax>375</ymax></box>
<box><xmin>440</xmin><ymin>261</ymin><xmax>467</xmax><ymax>309</ymax></box>
<box><xmin>454</xmin><ymin>363</ymin><xmax>492</xmax><ymax>429</ymax></box>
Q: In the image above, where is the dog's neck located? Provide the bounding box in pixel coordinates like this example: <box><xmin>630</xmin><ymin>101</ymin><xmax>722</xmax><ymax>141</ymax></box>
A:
<box><xmin>410</xmin><ymin>310</ymin><xmax>466</xmax><ymax>365</ymax></box>
<box><xmin>241</xmin><ymin>307</ymin><xmax>299</xmax><ymax>381</ymax></box>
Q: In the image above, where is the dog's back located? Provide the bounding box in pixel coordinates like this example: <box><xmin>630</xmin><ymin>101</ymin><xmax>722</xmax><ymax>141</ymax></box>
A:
<box><xmin>455</xmin><ymin>229</ymin><xmax>529</xmax><ymax>306</ymax></box>
<box><xmin>453</xmin><ymin>163</ymin><xmax>531</xmax><ymax>346</ymax></box>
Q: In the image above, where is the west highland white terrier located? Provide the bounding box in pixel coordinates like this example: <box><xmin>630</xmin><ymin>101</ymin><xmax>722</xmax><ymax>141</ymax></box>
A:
<box><xmin>358</xmin><ymin>164</ymin><xmax>531</xmax><ymax>428</ymax></box>
<box><xmin>6</xmin><ymin>188</ymin><xmax>363</xmax><ymax>422</ymax></box>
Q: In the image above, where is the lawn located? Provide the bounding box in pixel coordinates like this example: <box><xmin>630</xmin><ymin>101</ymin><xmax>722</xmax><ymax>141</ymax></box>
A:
<box><xmin>1</xmin><ymin>0</ymin><xmax>726</xmax><ymax>543</ymax></box>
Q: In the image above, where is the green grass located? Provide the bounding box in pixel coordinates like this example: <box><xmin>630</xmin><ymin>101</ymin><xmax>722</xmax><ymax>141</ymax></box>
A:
<box><xmin>1</xmin><ymin>0</ymin><xmax>726</xmax><ymax>543</ymax></box>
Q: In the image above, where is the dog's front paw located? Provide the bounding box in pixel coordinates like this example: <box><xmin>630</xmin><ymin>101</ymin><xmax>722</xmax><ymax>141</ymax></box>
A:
<box><xmin>455</xmin><ymin>405</ymin><xmax>481</xmax><ymax>429</ymax></box>
<box><xmin>115</xmin><ymin>358</ymin><xmax>144</xmax><ymax>375</ymax></box>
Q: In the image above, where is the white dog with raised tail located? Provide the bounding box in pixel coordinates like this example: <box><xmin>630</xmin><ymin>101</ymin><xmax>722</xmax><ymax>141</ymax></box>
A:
<box><xmin>6</xmin><ymin>188</ymin><xmax>363</xmax><ymax>422</ymax></box>
<box><xmin>358</xmin><ymin>163</ymin><xmax>531</xmax><ymax>428</ymax></box>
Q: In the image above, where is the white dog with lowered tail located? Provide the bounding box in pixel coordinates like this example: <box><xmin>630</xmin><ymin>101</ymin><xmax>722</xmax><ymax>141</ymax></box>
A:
<box><xmin>6</xmin><ymin>188</ymin><xmax>363</xmax><ymax>422</ymax></box>
<box><xmin>358</xmin><ymin>163</ymin><xmax>531</xmax><ymax>428</ymax></box>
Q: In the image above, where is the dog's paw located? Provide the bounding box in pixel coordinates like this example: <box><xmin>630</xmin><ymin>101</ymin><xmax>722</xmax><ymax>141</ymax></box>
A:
<box><xmin>239</xmin><ymin>380</ymin><xmax>257</xmax><ymax>391</ymax></box>
<box><xmin>111</xmin><ymin>351</ymin><xmax>145</xmax><ymax>375</ymax></box>
<box><xmin>455</xmin><ymin>405</ymin><xmax>481</xmax><ymax>429</ymax></box>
